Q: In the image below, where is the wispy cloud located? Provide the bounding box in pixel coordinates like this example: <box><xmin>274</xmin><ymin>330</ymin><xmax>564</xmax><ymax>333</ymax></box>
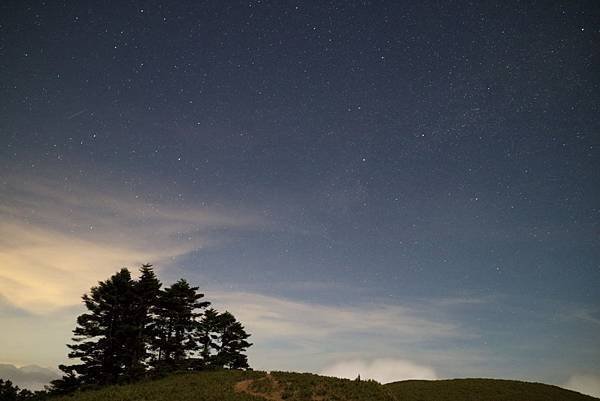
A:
<box><xmin>568</xmin><ymin>309</ymin><xmax>600</xmax><ymax>326</ymax></box>
<box><xmin>212</xmin><ymin>291</ymin><xmax>464</xmax><ymax>341</ymax></box>
<box><xmin>0</xmin><ymin>295</ymin><xmax>33</xmax><ymax>318</ymax></box>
<box><xmin>209</xmin><ymin>291</ymin><xmax>482</xmax><ymax>374</ymax></box>
<box><xmin>0</xmin><ymin>176</ymin><xmax>263</xmax><ymax>313</ymax></box>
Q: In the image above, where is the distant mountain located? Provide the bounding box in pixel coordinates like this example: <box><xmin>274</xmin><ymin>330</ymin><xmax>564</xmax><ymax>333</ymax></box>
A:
<box><xmin>48</xmin><ymin>370</ymin><xmax>600</xmax><ymax>401</ymax></box>
<box><xmin>0</xmin><ymin>363</ymin><xmax>59</xmax><ymax>390</ymax></box>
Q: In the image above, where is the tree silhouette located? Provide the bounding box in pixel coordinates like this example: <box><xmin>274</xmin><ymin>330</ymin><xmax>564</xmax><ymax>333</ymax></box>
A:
<box><xmin>213</xmin><ymin>311</ymin><xmax>252</xmax><ymax>369</ymax></box>
<box><xmin>150</xmin><ymin>279</ymin><xmax>210</xmax><ymax>371</ymax></box>
<box><xmin>52</xmin><ymin>266</ymin><xmax>252</xmax><ymax>393</ymax></box>
<box><xmin>196</xmin><ymin>308</ymin><xmax>221</xmax><ymax>368</ymax></box>
<box><xmin>0</xmin><ymin>379</ymin><xmax>19</xmax><ymax>401</ymax></box>
<box><xmin>0</xmin><ymin>379</ymin><xmax>43</xmax><ymax>400</ymax></box>
<box><xmin>128</xmin><ymin>264</ymin><xmax>161</xmax><ymax>378</ymax></box>
<box><xmin>50</xmin><ymin>366</ymin><xmax>80</xmax><ymax>395</ymax></box>
<box><xmin>57</xmin><ymin>269</ymin><xmax>139</xmax><ymax>385</ymax></box>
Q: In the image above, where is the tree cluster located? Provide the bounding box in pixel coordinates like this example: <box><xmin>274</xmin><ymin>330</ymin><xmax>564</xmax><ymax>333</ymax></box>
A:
<box><xmin>0</xmin><ymin>379</ymin><xmax>40</xmax><ymax>401</ymax></box>
<box><xmin>50</xmin><ymin>265</ymin><xmax>251</xmax><ymax>393</ymax></box>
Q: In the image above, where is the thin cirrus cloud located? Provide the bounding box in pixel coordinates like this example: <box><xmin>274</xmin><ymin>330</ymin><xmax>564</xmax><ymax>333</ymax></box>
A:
<box><xmin>211</xmin><ymin>291</ymin><xmax>464</xmax><ymax>341</ymax></box>
<box><xmin>208</xmin><ymin>291</ymin><xmax>479</xmax><ymax>375</ymax></box>
<box><xmin>0</xmin><ymin>176</ymin><xmax>263</xmax><ymax>313</ymax></box>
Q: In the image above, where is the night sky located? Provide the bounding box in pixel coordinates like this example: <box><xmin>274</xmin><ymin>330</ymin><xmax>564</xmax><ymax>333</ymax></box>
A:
<box><xmin>1</xmin><ymin>0</ymin><xmax>599</xmax><ymax>395</ymax></box>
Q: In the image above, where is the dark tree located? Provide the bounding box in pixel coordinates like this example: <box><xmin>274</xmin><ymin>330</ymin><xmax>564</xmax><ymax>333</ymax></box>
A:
<box><xmin>128</xmin><ymin>264</ymin><xmax>162</xmax><ymax>378</ymax></box>
<box><xmin>0</xmin><ymin>379</ymin><xmax>39</xmax><ymax>401</ymax></box>
<box><xmin>195</xmin><ymin>308</ymin><xmax>221</xmax><ymax>368</ymax></box>
<box><xmin>150</xmin><ymin>279</ymin><xmax>210</xmax><ymax>371</ymax></box>
<box><xmin>192</xmin><ymin>309</ymin><xmax>252</xmax><ymax>370</ymax></box>
<box><xmin>49</xmin><ymin>366</ymin><xmax>80</xmax><ymax>395</ymax></box>
<box><xmin>213</xmin><ymin>311</ymin><xmax>252</xmax><ymax>369</ymax></box>
<box><xmin>52</xmin><ymin>265</ymin><xmax>253</xmax><ymax>393</ymax></box>
<box><xmin>0</xmin><ymin>379</ymin><xmax>18</xmax><ymax>401</ymax></box>
<box><xmin>56</xmin><ymin>269</ymin><xmax>138</xmax><ymax>385</ymax></box>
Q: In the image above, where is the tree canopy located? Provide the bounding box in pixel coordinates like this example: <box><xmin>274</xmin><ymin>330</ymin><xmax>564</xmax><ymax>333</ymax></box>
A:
<box><xmin>51</xmin><ymin>265</ymin><xmax>251</xmax><ymax>394</ymax></box>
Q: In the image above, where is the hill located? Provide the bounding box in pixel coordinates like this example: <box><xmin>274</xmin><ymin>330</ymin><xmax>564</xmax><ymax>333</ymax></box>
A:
<box><xmin>49</xmin><ymin>370</ymin><xmax>599</xmax><ymax>401</ymax></box>
<box><xmin>385</xmin><ymin>378</ymin><xmax>598</xmax><ymax>401</ymax></box>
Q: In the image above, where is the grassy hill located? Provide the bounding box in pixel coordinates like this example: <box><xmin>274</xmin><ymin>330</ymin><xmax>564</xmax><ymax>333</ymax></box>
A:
<box><xmin>385</xmin><ymin>378</ymin><xmax>598</xmax><ymax>401</ymax></box>
<box><xmin>49</xmin><ymin>370</ymin><xmax>599</xmax><ymax>401</ymax></box>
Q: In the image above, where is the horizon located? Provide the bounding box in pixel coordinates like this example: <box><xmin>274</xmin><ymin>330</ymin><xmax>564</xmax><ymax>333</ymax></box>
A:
<box><xmin>1</xmin><ymin>0</ymin><xmax>599</xmax><ymax>398</ymax></box>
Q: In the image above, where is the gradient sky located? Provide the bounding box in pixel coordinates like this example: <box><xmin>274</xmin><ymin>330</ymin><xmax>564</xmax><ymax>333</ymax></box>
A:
<box><xmin>1</xmin><ymin>0</ymin><xmax>599</xmax><ymax>396</ymax></box>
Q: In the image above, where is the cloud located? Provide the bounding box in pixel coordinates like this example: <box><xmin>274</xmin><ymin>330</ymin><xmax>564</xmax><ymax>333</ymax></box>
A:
<box><xmin>208</xmin><ymin>291</ymin><xmax>479</xmax><ymax>374</ymax></box>
<box><xmin>563</xmin><ymin>374</ymin><xmax>600</xmax><ymax>398</ymax></box>
<box><xmin>321</xmin><ymin>358</ymin><xmax>438</xmax><ymax>383</ymax></box>
<box><xmin>0</xmin><ymin>363</ymin><xmax>59</xmax><ymax>391</ymax></box>
<box><xmin>569</xmin><ymin>309</ymin><xmax>600</xmax><ymax>326</ymax></box>
<box><xmin>0</xmin><ymin>294</ymin><xmax>33</xmax><ymax>318</ymax></box>
<box><xmin>211</xmin><ymin>291</ymin><xmax>463</xmax><ymax>341</ymax></box>
<box><xmin>0</xmin><ymin>176</ymin><xmax>262</xmax><ymax>313</ymax></box>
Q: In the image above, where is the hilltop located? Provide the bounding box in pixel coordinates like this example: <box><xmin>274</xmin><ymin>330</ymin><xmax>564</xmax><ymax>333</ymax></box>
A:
<box><xmin>386</xmin><ymin>378</ymin><xmax>598</xmax><ymax>401</ymax></box>
<box><xmin>48</xmin><ymin>370</ymin><xmax>599</xmax><ymax>401</ymax></box>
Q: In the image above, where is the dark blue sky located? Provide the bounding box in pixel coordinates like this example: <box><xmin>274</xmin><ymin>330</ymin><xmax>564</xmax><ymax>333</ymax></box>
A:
<box><xmin>1</xmin><ymin>0</ymin><xmax>599</xmax><ymax>391</ymax></box>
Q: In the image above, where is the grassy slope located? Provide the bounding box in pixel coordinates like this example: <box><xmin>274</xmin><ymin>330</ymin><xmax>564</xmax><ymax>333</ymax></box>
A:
<box><xmin>271</xmin><ymin>371</ymin><xmax>394</xmax><ymax>400</ymax></box>
<box><xmin>50</xmin><ymin>371</ymin><xmax>599</xmax><ymax>401</ymax></box>
<box><xmin>51</xmin><ymin>371</ymin><xmax>265</xmax><ymax>401</ymax></box>
<box><xmin>385</xmin><ymin>378</ymin><xmax>598</xmax><ymax>401</ymax></box>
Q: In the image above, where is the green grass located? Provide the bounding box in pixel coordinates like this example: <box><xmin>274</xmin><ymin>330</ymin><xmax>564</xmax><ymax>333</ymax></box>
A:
<box><xmin>272</xmin><ymin>371</ymin><xmax>393</xmax><ymax>401</ymax></box>
<box><xmin>51</xmin><ymin>370</ymin><xmax>265</xmax><ymax>401</ymax></box>
<box><xmin>48</xmin><ymin>370</ymin><xmax>599</xmax><ymax>401</ymax></box>
<box><xmin>385</xmin><ymin>378</ymin><xmax>598</xmax><ymax>401</ymax></box>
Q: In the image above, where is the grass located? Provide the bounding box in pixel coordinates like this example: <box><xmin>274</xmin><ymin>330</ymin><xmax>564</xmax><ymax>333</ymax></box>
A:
<box><xmin>51</xmin><ymin>370</ymin><xmax>265</xmax><ymax>401</ymax></box>
<box><xmin>48</xmin><ymin>370</ymin><xmax>599</xmax><ymax>401</ymax></box>
<box><xmin>271</xmin><ymin>371</ymin><xmax>394</xmax><ymax>401</ymax></box>
<box><xmin>385</xmin><ymin>378</ymin><xmax>598</xmax><ymax>401</ymax></box>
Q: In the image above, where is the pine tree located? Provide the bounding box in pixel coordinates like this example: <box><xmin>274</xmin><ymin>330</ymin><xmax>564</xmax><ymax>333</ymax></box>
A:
<box><xmin>52</xmin><ymin>265</ymin><xmax>253</xmax><ymax>392</ymax></box>
<box><xmin>150</xmin><ymin>279</ymin><xmax>210</xmax><ymax>371</ymax></box>
<box><xmin>49</xmin><ymin>366</ymin><xmax>80</xmax><ymax>395</ymax></box>
<box><xmin>213</xmin><ymin>311</ymin><xmax>252</xmax><ymax>370</ymax></box>
<box><xmin>196</xmin><ymin>308</ymin><xmax>221</xmax><ymax>368</ymax></box>
<box><xmin>56</xmin><ymin>268</ymin><xmax>138</xmax><ymax>385</ymax></box>
<box><xmin>0</xmin><ymin>379</ymin><xmax>19</xmax><ymax>401</ymax></box>
<box><xmin>0</xmin><ymin>379</ymin><xmax>42</xmax><ymax>400</ymax></box>
<box><xmin>216</xmin><ymin>311</ymin><xmax>252</xmax><ymax>369</ymax></box>
<box><xmin>127</xmin><ymin>264</ymin><xmax>161</xmax><ymax>379</ymax></box>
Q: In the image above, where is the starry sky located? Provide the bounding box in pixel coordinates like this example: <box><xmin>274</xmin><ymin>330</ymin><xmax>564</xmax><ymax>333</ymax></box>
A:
<box><xmin>1</xmin><ymin>0</ymin><xmax>600</xmax><ymax>395</ymax></box>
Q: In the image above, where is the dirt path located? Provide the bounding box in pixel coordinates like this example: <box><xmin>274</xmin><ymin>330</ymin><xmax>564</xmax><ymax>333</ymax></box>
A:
<box><xmin>234</xmin><ymin>373</ymin><xmax>284</xmax><ymax>401</ymax></box>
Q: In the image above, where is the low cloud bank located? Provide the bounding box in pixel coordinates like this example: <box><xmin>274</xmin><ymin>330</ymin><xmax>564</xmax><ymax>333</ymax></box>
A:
<box><xmin>564</xmin><ymin>374</ymin><xmax>600</xmax><ymax>398</ymax></box>
<box><xmin>0</xmin><ymin>364</ymin><xmax>59</xmax><ymax>390</ymax></box>
<box><xmin>321</xmin><ymin>358</ymin><xmax>438</xmax><ymax>384</ymax></box>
